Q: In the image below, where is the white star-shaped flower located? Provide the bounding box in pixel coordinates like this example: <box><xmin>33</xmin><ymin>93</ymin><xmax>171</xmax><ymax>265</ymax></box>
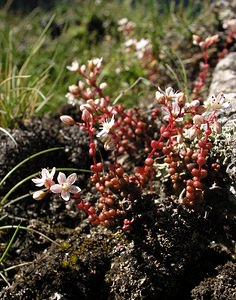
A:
<box><xmin>32</xmin><ymin>167</ymin><xmax>56</xmax><ymax>189</ymax></box>
<box><xmin>204</xmin><ymin>92</ymin><xmax>231</xmax><ymax>115</ymax></box>
<box><xmin>50</xmin><ymin>172</ymin><xmax>81</xmax><ymax>201</ymax></box>
<box><xmin>96</xmin><ymin>115</ymin><xmax>115</xmax><ymax>138</ymax></box>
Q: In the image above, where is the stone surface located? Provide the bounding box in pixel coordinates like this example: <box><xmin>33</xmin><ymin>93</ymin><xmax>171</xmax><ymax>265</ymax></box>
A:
<box><xmin>214</xmin><ymin>0</ymin><xmax>236</xmax><ymax>20</ymax></box>
<box><xmin>208</xmin><ymin>52</ymin><xmax>236</xmax><ymax>202</ymax></box>
<box><xmin>209</xmin><ymin>52</ymin><xmax>236</xmax><ymax>127</ymax></box>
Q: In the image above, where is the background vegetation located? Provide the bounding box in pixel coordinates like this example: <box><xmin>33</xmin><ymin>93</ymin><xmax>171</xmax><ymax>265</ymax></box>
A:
<box><xmin>0</xmin><ymin>0</ymin><xmax>215</xmax><ymax>128</ymax></box>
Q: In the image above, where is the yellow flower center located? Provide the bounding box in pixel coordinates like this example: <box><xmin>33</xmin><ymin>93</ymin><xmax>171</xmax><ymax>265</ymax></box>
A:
<box><xmin>62</xmin><ymin>182</ymin><xmax>70</xmax><ymax>191</ymax></box>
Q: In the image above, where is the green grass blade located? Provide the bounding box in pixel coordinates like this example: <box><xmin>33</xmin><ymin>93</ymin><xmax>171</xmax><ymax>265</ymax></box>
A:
<box><xmin>3</xmin><ymin>193</ymin><xmax>32</xmax><ymax>208</ymax></box>
<box><xmin>0</xmin><ymin>75</ymin><xmax>31</xmax><ymax>88</ymax></box>
<box><xmin>18</xmin><ymin>14</ymin><xmax>56</xmax><ymax>77</ymax></box>
<box><xmin>165</xmin><ymin>63</ymin><xmax>182</xmax><ymax>90</ymax></box>
<box><xmin>0</xmin><ymin>223</ymin><xmax>21</xmax><ymax>264</ymax></box>
<box><xmin>0</xmin><ymin>127</ymin><xmax>17</xmax><ymax>146</ymax></box>
<box><xmin>0</xmin><ymin>225</ymin><xmax>61</xmax><ymax>247</ymax></box>
<box><xmin>1</xmin><ymin>261</ymin><xmax>33</xmax><ymax>273</ymax></box>
<box><xmin>1</xmin><ymin>167</ymin><xmax>90</xmax><ymax>207</ymax></box>
<box><xmin>0</xmin><ymin>147</ymin><xmax>64</xmax><ymax>187</ymax></box>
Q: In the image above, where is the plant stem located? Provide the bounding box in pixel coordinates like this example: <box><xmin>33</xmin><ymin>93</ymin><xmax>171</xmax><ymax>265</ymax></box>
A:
<box><xmin>0</xmin><ymin>225</ymin><xmax>61</xmax><ymax>247</ymax></box>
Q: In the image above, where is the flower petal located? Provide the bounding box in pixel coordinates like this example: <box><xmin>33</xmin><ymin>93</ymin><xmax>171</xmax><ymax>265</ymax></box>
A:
<box><xmin>42</xmin><ymin>168</ymin><xmax>49</xmax><ymax>178</ymax></box>
<box><xmin>50</xmin><ymin>184</ymin><xmax>62</xmax><ymax>194</ymax></box>
<box><xmin>66</xmin><ymin>173</ymin><xmax>77</xmax><ymax>185</ymax></box>
<box><xmin>67</xmin><ymin>60</ymin><xmax>79</xmax><ymax>72</ymax></box>
<box><xmin>70</xmin><ymin>185</ymin><xmax>81</xmax><ymax>194</ymax></box>
<box><xmin>61</xmin><ymin>191</ymin><xmax>70</xmax><ymax>201</ymax></box>
<box><xmin>57</xmin><ymin>172</ymin><xmax>66</xmax><ymax>185</ymax></box>
<box><xmin>97</xmin><ymin>129</ymin><xmax>106</xmax><ymax>137</ymax></box>
<box><xmin>110</xmin><ymin>115</ymin><xmax>115</xmax><ymax>126</ymax></box>
<box><xmin>49</xmin><ymin>167</ymin><xmax>56</xmax><ymax>179</ymax></box>
<box><xmin>166</xmin><ymin>87</ymin><xmax>174</xmax><ymax>95</ymax></box>
<box><xmin>32</xmin><ymin>178</ymin><xmax>44</xmax><ymax>187</ymax></box>
<box><xmin>33</xmin><ymin>190</ymin><xmax>47</xmax><ymax>200</ymax></box>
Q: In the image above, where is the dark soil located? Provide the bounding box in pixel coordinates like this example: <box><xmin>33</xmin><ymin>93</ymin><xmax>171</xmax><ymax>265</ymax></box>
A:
<box><xmin>0</xmin><ymin>108</ymin><xmax>235</xmax><ymax>300</ymax></box>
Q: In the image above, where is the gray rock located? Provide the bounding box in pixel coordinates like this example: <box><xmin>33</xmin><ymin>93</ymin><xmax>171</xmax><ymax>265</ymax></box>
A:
<box><xmin>208</xmin><ymin>52</ymin><xmax>236</xmax><ymax>202</ymax></box>
<box><xmin>214</xmin><ymin>0</ymin><xmax>236</xmax><ymax>20</ymax></box>
<box><xmin>209</xmin><ymin>52</ymin><xmax>236</xmax><ymax>127</ymax></box>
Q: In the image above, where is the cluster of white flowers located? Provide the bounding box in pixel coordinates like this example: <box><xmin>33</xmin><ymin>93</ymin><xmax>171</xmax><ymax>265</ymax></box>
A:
<box><xmin>32</xmin><ymin>168</ymin><xmax>81</xmax><ymax>201</ymax></box>
<box><xmin>124</xmin><ymin>37</ymin><xmax>152</xmax><ymax>59</ymax></box>
<box><xmin>156</xmin><ymin>87</ymin><xmax>185</xmax><ymax>122</ymax></box>
<box><xmin>155</xmin><ymin>87</ymin><xmax>230</xmax><ymax>141</ymax></box>
<box><xmin>117</xmin><ymin>18</ymin><xmax>136</xmax><ymax>35</ymax></box>
<box><xmin>65</xmin><ymin>58</ymin><xmax>104</xmax><ymax>106</ymax></box>
<box><xmin>186</xmin><ymin>92</ymin><xmax>230</xmax><ymax>140</ymax></box>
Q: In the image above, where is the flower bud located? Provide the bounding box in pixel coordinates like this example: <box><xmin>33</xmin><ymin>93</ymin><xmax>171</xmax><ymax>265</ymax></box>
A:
<box><xmin>187</xmin><ymin>126</ymin><xmax>202</xmax><ymax>140</ymax></box>
<box><xmin>80</xmin><ymin>100</ymin><xmax>96</xmax><ymax>113</ymax></box>
<box><xmin>193</xmin><ymin>115</ymin><xmax>204</xmax><ymax>125</ymax></box>
<box><xmin>85</xmin><ymin>88</ymin><xmax>93</xmax><ymax>98</ymax></box>
<box><xmin>81</xmin><ymin>109</ymin><xmax>93</xmax><ymax>123</ymax></box>
<box><xmin>192</xmin><ymin>34</ymin><xmax>201</xmax><ymax>45</ymax></box>
<box><xmin>88</xmin><ymin>60</ymin><xmax>94</xmax><ymax>71</ymax></box>
<box><xmin>213</xmin><ymin>121</ymin><xmax>222</xmax><ymax>133</ymax></box>
<box><xmin>99</xmin><ymin>82</ymin><xmax>107</xmax><ymax>90</ymax></box>
<box><xmin>189</xmin><ymin>100</ymin><xmax>200</xmax><ymax>108</ymax></box>
<box><xmin>87</xmin><ymin>99</ymin><xmax>96</xmax><ymax>107</ymax></box>
<box><xmin>33</xmin><ymin>190</ymin><xmax>47</xmax><ymax>201</ymax></box>
<box><xmin>188</xmin><ymin>127</ymin><xmax>196</xmax><ymax>140</ymax></box>
<box><xmin>68</xmin><ymin>84</ymin><xmax>80</xmax><ymax>94</ymax></box>
<box><xmin>89</xmin><ymin>72</ymin><xmax>96</xmax><ymax>81</ymax></box>
<box><xmin>177</xmin><ymin>92</ymin><xmax>186</xmax><ymax>107</ymax></box>
<box><xmin>80</xmin><ymin>64</ymin><xmax>86</xmax><ymax>74</ymax></box>
<box><xmin>155</xmin><ymin>91</ymin><xmax>165</xmax><ymax>104</ymax></box>
<box><xmin>60</xmin><ymin>115</ymin><xmax>75</xmax><ymax>125</ymax></box>
<box><xmin>195</xmin><ymin>105</ymin><xmax>206</xmax><ymax>114</ymax></box>
<box><xmin>100</xmin><ymin>98</ymin><xmax>107</xmax><ymax>108</ymax></box>
<box><xmin>78</xmin><ymin>81</ymin><xmax>85</xmax><ymax>90</ymax></box>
